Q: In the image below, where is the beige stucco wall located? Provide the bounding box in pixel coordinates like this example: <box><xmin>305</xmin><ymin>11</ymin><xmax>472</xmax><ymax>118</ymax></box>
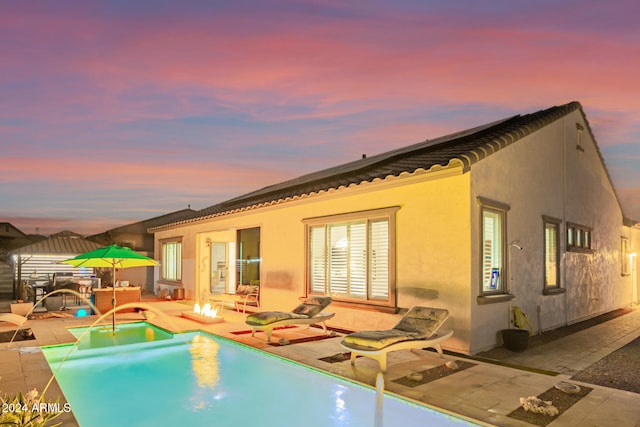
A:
<box><xmin>156</xmin><ymin>167</ymin><xmax>474</xmax><ymax>353</ymax></box>
<box><xmin>469</xmin><ymin>110</ymin><xmax>632</xmax><ymax>353</ymax></box>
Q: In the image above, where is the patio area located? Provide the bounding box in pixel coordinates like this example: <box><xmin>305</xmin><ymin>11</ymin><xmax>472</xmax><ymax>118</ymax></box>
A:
<box><xmin>1</xmin><ymin>299</ymin><xmax>639</xmax><ymax>426</ymax></box>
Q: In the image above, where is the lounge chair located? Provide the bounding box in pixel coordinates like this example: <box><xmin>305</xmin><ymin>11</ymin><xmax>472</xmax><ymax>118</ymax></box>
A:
<box><xmin>0</xmin><ymin>313</ymin><xmax>28</xmax><ymax>327</ymax></box>
<box><xmin>245</xmin><ymin>296</ymin><xmax>335</xmax><ymax>342</ymax></box>
<box><xmin>340</xmin><ymin>306</ymin><xmax>453</xmax><ymax>372</ymax></box>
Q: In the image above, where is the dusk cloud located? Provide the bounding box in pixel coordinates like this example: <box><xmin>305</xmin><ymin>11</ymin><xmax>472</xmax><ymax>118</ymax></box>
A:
<box><xmin>1</xmin><ymin>0</ymin><xmax>639</xmax><ymax>234</ymax></box>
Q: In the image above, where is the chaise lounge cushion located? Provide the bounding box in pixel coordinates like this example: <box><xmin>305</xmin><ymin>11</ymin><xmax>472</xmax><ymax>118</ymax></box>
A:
<box><xmin>393</xmin><ymin>307</ymin><xmax>449</xmax><ymax>338</ymax></box>
<box><xmin>246</xmin><ymin>311</ymin><xmax>308</xmax><ymax>325</ymax></box>
<box><xmin>343</xmin><ymin>329</ymin><xmax>420</xmax><ymax>350</ymax></box>
<box><xmin>342</xmin><ymin>307</ymin><xmax>449</xmax><ymax>349</ymax></box>
<box><xmin>291</xmin><ymin>296</ymin><xmax>332</xmax><ymax>317</ymax></box>
<box><xmin>245</xmin><ymin>296</ymin><xmax>333</xmax><ymax>326</ymax></box>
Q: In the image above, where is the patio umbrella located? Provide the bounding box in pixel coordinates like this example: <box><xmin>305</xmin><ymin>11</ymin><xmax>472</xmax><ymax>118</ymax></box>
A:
<box><xmin>61</xmin><ymin>244</ymin><xmax>159</xmax><ymax>331</ymax></box>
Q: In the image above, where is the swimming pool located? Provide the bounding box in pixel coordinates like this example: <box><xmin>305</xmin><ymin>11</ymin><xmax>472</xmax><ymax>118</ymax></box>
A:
<box><xmin>43</xmin><ymin>323</ymin><xmax>482</xmax><ymax>426</ymax></box>
<box><xmin>68</xmin><ymin>322</ymin><xmax>173</xmax><ymax>349</ymax></box>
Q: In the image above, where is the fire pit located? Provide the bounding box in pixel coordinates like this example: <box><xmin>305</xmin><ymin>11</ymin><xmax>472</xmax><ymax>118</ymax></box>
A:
<box><xmin>181</xmin><ymin>303</ymin><xmax>224</xmax><ymax>324</ymax></box>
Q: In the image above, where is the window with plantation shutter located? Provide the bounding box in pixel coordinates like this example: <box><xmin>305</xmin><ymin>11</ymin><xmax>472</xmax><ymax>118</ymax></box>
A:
<box><xmin>476</xmin><ymin>197</ymin><xmax>510</xmax><ymax>300</ymax></box>
<box><xmin>481</xmin><ymin>209</ymin><xmax>502</xmax><ymax>293</ymax></box>
<box><xmin>347</xmin><ymin>222</ymin><xmax>367</xmax><ymax>297</ymax></box>
<box><xmin>542</xmin><ymin>215</ymin><xmax>564</xmax><ymax>295</ymax></box>
<box><xmin>369</xmin><ymin>220</ymin><xmax>389</xmax><ymax>299</ymax></box>
<box><xmin>329</xmin><ymin>224</ymin><xmax>349</xmax><ymax>294</ymax></box>
<box><xmin>309</xmin><ymin>226</ymin><xmax>326</xmax><ymax>294</ymax></box>
<box><xmin>305</xmin><ymin>207</ymin><xmax>397</xmax><ymax>307</ymax></box>
<box><xmin>544</xmin><ymin>220</ymin><xmax>559</xmax><ymax>288</ymax></box>
<box><xmin>161</xmin><ymin>239</ymin><xmax>182</xmax><ymax>282</ymax></box>
<box><xmin>482</xmin><ymin>216</ymin><xmax>495</xmax><ymax>290</ymax></box>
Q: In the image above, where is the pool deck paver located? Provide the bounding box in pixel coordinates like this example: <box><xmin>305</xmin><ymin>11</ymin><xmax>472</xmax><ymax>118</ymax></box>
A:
<box><xmin>1</xmin><ymin>300</ymin><xmax>639</xmax><ymax>427</ymax></box>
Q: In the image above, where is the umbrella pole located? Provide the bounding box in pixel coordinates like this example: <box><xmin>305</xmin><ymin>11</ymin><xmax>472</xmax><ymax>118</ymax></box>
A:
<box><xmin>112</xmin><ymin>265</ymin><xmax>116</xmax><ymax>333</ymax></box>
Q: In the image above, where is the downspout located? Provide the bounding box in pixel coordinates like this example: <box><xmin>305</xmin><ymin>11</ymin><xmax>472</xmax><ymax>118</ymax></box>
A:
<box><xmin>13</xmin><ymin>255</ymin><xmax>20</xmax><ymax>300</ymax></box>
<box><xmin>562</xmin><ymin>117</ymin><xmax>568</xmax><ymax>326</ymax></box>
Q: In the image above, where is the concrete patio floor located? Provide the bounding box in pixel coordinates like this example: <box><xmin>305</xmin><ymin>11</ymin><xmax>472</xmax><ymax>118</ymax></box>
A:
<box><xmin>1</xmin><ymin>300</ymin><xmax>639</xmax><ymax>426</ymax></box>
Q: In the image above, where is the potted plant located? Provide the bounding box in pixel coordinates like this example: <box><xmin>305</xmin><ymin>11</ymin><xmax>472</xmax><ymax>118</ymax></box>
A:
<box><xmin>500</xmin><ymin>306</ymin><xmax>532</xmax><ymax>352</ymax></box>
<box><xmin>45</xmin><ymin>295</ymin><xmax>63</xmax><ymax>312</ymax></box>
<box><xmin>0</xmin><ymin>388</ymin><xmax>63</xmax><ymax>426</ymax></box>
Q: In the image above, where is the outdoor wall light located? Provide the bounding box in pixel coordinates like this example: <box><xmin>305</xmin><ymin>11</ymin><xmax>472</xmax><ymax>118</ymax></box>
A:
<box><xmin>509</xmin><ymin>241</ymin><xmax>523</xmax><ymax>251</ymax></box>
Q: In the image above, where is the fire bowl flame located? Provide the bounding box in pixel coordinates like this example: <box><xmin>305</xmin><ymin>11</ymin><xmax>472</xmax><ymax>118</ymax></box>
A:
<box><xmin>181</xmin><ymin>303</ymin><xmax>224</xmax><ymax>324</ymax></box>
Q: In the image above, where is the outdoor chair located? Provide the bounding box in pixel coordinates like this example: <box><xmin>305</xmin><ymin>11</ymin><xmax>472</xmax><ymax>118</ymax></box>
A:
<box><xmin>211</xmin><ymin>284</ymin><xmax>260</xmax><ymax>313</ymax></box>
<box><xmin>245</xmin><ymin>296</ymin><xmax>335</xmax><ymax>342</ymax></box>
<box><xmin>340</xmin><ymin>306</ymin><xmax>453</xmax><ymax>372</ymax></box>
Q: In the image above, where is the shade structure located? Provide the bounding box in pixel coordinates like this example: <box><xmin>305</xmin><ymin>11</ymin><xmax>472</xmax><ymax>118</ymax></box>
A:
<box><xmin>61</xmin><ymin>244</ymin><xmax>159</xmax><ymax>331</ymax></box>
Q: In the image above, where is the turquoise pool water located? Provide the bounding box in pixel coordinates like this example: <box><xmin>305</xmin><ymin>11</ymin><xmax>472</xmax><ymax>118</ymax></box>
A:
<box><xmin>43</xmin><ymin>324</ymin><xmax>480</xmax><ymax>427</ymax></box>
<box><xmin>68</xmin><ymin>322</ymin><xmax>173</xmax><ymax>349</ymax></box>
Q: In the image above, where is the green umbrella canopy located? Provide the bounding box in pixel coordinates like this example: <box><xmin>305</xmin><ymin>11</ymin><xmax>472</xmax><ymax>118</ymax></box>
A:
<box><xmin>61</xmin><ymin>244</ymin><xmax>159</xmax><ymax>270</ymax></box>
<box><xmin>61</xmin><ymin>244</ymin><xmax>159</xmax><ymax>332</ymax></box>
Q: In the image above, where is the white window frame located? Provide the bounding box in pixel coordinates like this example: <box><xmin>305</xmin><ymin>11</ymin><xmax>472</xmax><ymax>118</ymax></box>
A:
<box><xmin>160</xmin><ymin>238</ymin><xmax>182</xmax><ymax>283</ymax></box>
<box><xmin>304</xmin><ymin>207</ymin><xmax>398</xmax><ymax>309</ymax></box>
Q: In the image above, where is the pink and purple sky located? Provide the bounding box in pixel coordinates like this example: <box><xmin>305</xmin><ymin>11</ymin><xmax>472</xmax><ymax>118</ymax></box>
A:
<box><xmin>1</xmin><ymin>1</ymin><xmax>639</xmax><ymax>236</ymax></box>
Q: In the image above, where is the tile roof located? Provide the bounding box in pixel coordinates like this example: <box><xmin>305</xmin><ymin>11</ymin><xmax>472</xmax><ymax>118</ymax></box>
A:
<box><xmin>88</xmin><ymin>208</ymin><xmax>197</xmax><ymax>236</ymax></box>
<box><xmin>9</xmin><ymin>232</ymin><xmax>104</xmax><ymax>256</ymax></box>
<box><xmin>0</xmin><ymin>223</ymin><xmax>27</xmax><ymax>238</ymax></box>
<box><xmin>153</xmin><ymin>101</ymin><xmax>620</xmax><ymax>229</ymax></box>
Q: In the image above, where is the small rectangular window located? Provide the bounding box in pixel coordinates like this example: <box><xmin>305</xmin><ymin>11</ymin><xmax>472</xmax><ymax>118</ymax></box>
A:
<box><xmin>621</xmin><ymin>237</ymin><xmax>630</xmax><ymax>276</ymax></box>
<box><xmin>567</xmin><ymin>222</ymin><xmax>593</xmax><ymax>253</ymax></box>
<box><xmin>567</xmin><ymin>228</ymin><xmax>574</xmax><ymax>246</ymax></box>
<box><xmin>477</xmin><ymin>197</ymin><xmax>510</xmax><ymax>297</ymax></box>
<box><xmin>482</xmin><ymin>209</ymin><xmax>503</xmax><ymax>293</ymax></box>
<box><xmin>543</xmin><ymin>217</ymin><xmax>561</xmax><ymax>290</ymax></box>
<box><xmin>576</xmin><ymin>122</ymin><xmax>585</xmax><ymax>152</ymax></box>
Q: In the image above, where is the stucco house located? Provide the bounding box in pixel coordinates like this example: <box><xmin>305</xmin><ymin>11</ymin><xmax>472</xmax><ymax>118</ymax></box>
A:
<box><xmin>0</xmin><ymin>222</ymin><xmax>27</xmax><ymax>249</ymax></box>
<box><xmin>151</xmin><ymin>102</ymin><xmax>640</xmax><ymax>355</ymax></box>
<box><xmin>88</xmin><ymin>208</ymin><xmax>195</xmax><ymax>292</ymax></box>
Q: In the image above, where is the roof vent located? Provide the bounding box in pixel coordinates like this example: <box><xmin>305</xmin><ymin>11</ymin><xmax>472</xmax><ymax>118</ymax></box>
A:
<box><xmin>362</xmin><ymin>154</ymin><xmax>367</xmax><ymax>159</ymax></box>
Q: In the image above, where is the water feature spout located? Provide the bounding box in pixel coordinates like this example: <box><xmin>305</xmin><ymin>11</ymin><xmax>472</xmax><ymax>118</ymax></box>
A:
<box><xmin>375</xmin><ymin>372</ymin><xmax>384</xmax><ymax>427</ymax></box>
<box><xmin>7</xmin><ymin>288</ymin><xmax>101</xmax><ymax>348</ymax></box>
